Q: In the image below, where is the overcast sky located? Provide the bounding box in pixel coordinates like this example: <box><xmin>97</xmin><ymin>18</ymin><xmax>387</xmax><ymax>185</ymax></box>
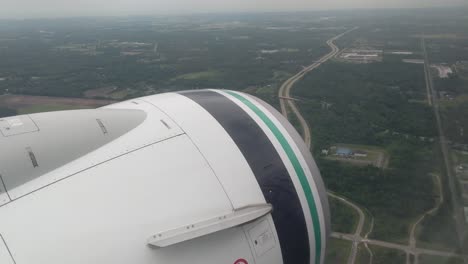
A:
<box><xmin>1</xmin><ymin>0</ymin><xmax>467</xmax><ymax>19</ymax></box>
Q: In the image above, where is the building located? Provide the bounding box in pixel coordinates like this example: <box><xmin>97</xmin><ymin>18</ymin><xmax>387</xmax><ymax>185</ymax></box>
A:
<box><xmin>336</xmin><ymin>147</ymin><xmax>353</xmax><ymax>157</ymax></box>
<box><xmin>353</xmin><ymin>150</ymin><xmax>368</xmax><ymax>158</ymax></box>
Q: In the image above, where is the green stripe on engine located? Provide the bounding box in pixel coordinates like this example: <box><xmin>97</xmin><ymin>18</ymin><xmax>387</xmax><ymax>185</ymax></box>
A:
<box><xmin>225</xmin><ymin>90</ymin><xmax>322</xmax><ymax>264</ymax></box>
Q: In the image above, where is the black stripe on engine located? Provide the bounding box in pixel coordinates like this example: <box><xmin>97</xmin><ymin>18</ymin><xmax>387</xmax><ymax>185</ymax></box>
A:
<box><xmin>180</xmin><ymin>90</ymin><xmax>309</xmax><ymax>264</ymax></box>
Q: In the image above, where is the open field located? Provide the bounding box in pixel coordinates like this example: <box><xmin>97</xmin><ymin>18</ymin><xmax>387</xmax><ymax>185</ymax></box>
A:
<box><xmin>414</xmin><ymin>34</ymin><xmax>468</xmax><ymax>40</ymax></box>
<box><xmin>108</xmin><ymin>90</ymin><xmax>131</xmax><ymax>100</ymax></box>
<box><xmin>325</xmin><ymin>143</ymin><xmax>389</xmax><ymax>168</ymax></box>
<box><xmin>431</xmin><ymin>64</ymin><xmax>453</xmax><ymax>78</ymax></box>
<box><xmin>355</xmin><ymin>244</ymin><xmax>372</xmax><ymax>264</ymax></box>
<box><xmin>337</xmin><ymin>48</ymin><xmax>383</xmax><ymax>64</ymax></box>
<box><xmin>84</xmin><ymin>87</ymin><xmax>132</xmax><ymax>100</ymax></box>
<box><xmin>325</xmin><ymin>156</ymin><xmax>383</xmax><ymax>168</ymax></box>
<box><xmin>368</xmin><ymin>245</ymin><xmax>406</xmax><ymax>264</ymax></box>
<box><xmin>453</xmin><ymin>150</ymin><xmax>468</xmax><ymax>164</ymax></box>
<box><xmin>17</xmin><ymin>104</ymin><xmax>88</xmax><ymax>114</ymax></box>
<box><xmin>173</xmin><ymin>70</ymin><xmax>223</xmax><ymax>81</ymax></box>
<box><xmin>439</xmin><ymin>95</ymin><xmax>468</xmax><ymax>108</ymax></box>
<box><xmin>419</xmin><ymin>254</ymin><xmax>464</xmax><ymax>264</ymax></box>
<box><xmin>0</xmin><ymin>15</ymin><xmax>335</xmax><ymax>98</ymax></box>
<box><xmin>404</xmin><ymin>59</ymin><xmax>425</xmax><ymax>64</ymax></box>
<box><xmin>325</xmin><ymin>238</ymin><xmax>352</xmax><ymax>264</ymax></box>
<box><xmin>0</xmin><ymin>95</ymin><xmax>115</xmax><ymax>114</ymax></box>
<box><xmin>440</xmin><ymin>99</ymin><xmax>468</xmax><ymax>144</ymax></box>
<box><xmin>455</xmin><ymin>62</ymin><xmax>468</xmax><ymax>80</ymax></box>
<box><xmin>329</xmin><ymin>194</ymin><xmax>360</xmax><ymax>234</ymax></box>
<box><xmin>243</xmin><ymin>85</ymin><xmax>279</xmax><ymax>108</ymax></box>
<box><xmin>83</xmin><ymin>87</ymin><xmax>117</xmax><ymax>98</ymax></box>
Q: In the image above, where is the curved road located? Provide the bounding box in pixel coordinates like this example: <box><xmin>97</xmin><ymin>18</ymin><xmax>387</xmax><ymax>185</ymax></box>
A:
<box><xmin>279</xmin><ymin>27</ymin><xmax>357</xmax><ymax>148</ymax></box>
<box><xmin>408</xmin><ymin>174</ymin><xmax>443</xmax><ymax>264</ymax></box>
<box><xmin>328</xmin><ymin>192</ymin><xmax>366</xmax><ymax>264</ymax></box>
<box><xmin>276</xmin><ymin>28</ymin><xmax>465</xmax><ymax>263</ymax></box>
<box><xmin>277</xmin><ymin>28</ymin><xmax>368</xmax><ymax>263</ymax></box>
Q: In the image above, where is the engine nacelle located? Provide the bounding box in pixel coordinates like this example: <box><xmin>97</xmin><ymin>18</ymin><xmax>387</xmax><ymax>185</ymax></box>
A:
<box><xmin>0</xmin><ymin>89</ymin><xmax>329</xmax><ymax>264</ymax></box>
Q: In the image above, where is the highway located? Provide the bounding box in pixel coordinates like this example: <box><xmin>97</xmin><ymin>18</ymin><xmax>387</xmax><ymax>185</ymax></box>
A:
<box><xmin>278</xmin><ymin>27</ymin><xmax>357</xmax><ymax>148</ymax></box>
<box><xmin>277</xmin><ymin>27</ymin><xmax>373</xmax><ymax>263</ymax></box>
<box><xmin>277</xmin><ymin>29</ymin><xmax>465</xmax><ymax>263</ymax></box>
<box><xmin>422</xmin><ymin>40</ymin><xmax>433</xmax><ymax>107</ymax></box>
<box><xmin>422</xmin><ymin>38</ymin><xmax>466</xmax><ymax>246</ymax></box>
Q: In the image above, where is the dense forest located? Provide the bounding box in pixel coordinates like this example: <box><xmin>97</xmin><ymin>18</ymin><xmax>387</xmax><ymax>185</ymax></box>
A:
<box><xmin>0</xmin><ymin>18</ymin><xmax>335</xmax><ymax>98</ymax></box>
<box><xmin>296</xmin><ymin>61</ymin><xmax>436</xmax><ymax>152</ymax></box>
<box><xmin>318</xmin><ymin>140</ymin><xmax>440</xmax><ymax>243</ymax></box>
<box><xmin>294</xmin><ymin>57</ymin><xmax>457</xmax><ymax>245</ymax></box>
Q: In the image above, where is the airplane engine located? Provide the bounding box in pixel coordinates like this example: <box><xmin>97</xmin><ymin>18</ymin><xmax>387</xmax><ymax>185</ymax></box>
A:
<box><xmin>0</xmin><ymin>89</ymin><xmax>329</xmax><ymax>264</ymax></box>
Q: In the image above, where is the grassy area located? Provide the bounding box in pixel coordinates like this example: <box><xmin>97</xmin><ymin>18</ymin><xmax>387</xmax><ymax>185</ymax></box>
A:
<box><xmin>325</xmin><ymin>143</ymin><xmax>389</xmax><ymax>168</ymax></box>
<box><xmin>369</xmin><ymin>245</ymin><xmax>406</xmax><ymax>264</ymax></box>
<box><xmin>419</xmin><ymin>254</ymin><xmax>464</xmax><ymax>264</ymax></box>
<box><xmin>18</xmin><ymin>104</ymin><xmax>90</xmax><ymax>114</ymax></box>
<box><xmin>371</xmin><ymin>214</ymin><xmax>414</xmax><ymax>245</ymax></box>
<box><xmin>361</xmin><ymin>208</ymin><xmax>374</xmax><ymax>238</ymax></box>
<box><xmin>334</xmin><ymin>143</ymin><xmax>387</xmax><ymax>152</ymax></box>
<box><xmin>409</xmin><ymin>99</ymin><xmax>430</xmax><ymax>105</ymax></box>
<box><xmin>329</xmin><ymin>195</ymin><xmax>359</xmax><ymax>234</ymax></box>
<box><xmin>325</xmin><ymin>238</ymin><xmax>352</xmax><ymax>264</ymax></box>
<box><xmin>173</xmin><ymin>70</ymin><xmax>222</xmax><ymax>81</ymax></box>
<box><xmin>272</xmin><ymin>70</ymin><xmax>292</xmax><ymax>81</ymax></box>
<box><xmin>244</xmin><ymin>84</ymin><xmax>279</xmax><ymax>110</ymax></box>
<box><xmin>287</xmin><ymin>108</ymin><xmax>303</xmax><ymax>138</ymax></box>
<box><xmin>453</xmin><ymin>150</ymin><xmax>468</xmax><ymax>164</ymax></box>
<box><xmin>0</xmin><ymin>107</ymin><xmax>16</xmax><ymax>118</ymax></box>
<box><xmin>355</xmin><ymin>244</ymin><xmax>371</xmax><ymax>264</ymax></box>
<box><xmin>109</xmin><ymin>89</ymin><xmax>130</xmax><ymax>100</ymax></box>
<box><xmin>439</xmin><ymin>95</ymin><xmax>468</xmax><ymax>108</ymax></box>
<box><xmin>417</xmin><ymin>145</ymin><xmax>460</xmax><ymax>251</ymax></box>
<box><xmin>170</xmin><ymin>70</ymin><xmax>226</xmax><ymax>90</ymax></box>
<box><xmin>456</xmin><ymin>66</ymin><xmax>468</xmax><ymax>80</ymax></box>
<box><xmin>414</xmin><ymin>173</ymin><xmax>457</xmax><ymax>252</ymax></box>
<box><xmin>417</xmin><ymin>204</ymin><xmax>460</xmax><ymax>251</ymax></box>
<box><xmin>319</xmin><ymin>144</ymin><xmax>437</xmax><ymax>244</ymax></box>
<box><xmin>294</xmin><ymin>50</ymin><xmax>442</xmax><ymax>245</ymax></box>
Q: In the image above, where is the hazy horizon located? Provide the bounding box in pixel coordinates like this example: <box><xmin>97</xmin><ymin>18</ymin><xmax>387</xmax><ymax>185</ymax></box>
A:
<box><xmin>1</xmin><ymin>0</ymin><xmax>467</xmax><ymax>19</ymax></box>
